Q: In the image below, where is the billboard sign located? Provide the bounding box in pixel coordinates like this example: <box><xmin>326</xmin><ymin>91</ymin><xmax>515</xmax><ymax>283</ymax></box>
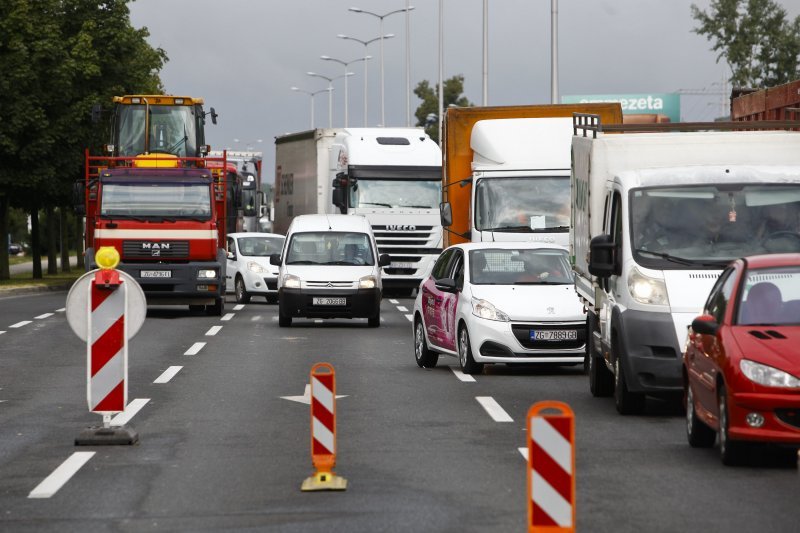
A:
<box><xmin>562</xmin><ymin>93</ymin><xmax>680</xmax><ymax>122</ymax></box>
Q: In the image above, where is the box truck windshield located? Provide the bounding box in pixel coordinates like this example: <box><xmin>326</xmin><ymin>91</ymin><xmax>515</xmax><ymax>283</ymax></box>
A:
<box><xmin>475</xmin><ymin>176</ymin><xmax>570</xmax><ymax>232</ymax></box>
<box><xmin>349</xmin><ymin>178</ymin><xmax>441</xmax><ymax>209</ymax></box>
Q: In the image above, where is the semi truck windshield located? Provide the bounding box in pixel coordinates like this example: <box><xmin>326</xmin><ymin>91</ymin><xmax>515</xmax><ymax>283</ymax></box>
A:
<box><xmin>101</xmin><ymin>183</ymin><xmax>211</xmax><ymax>218</ymax></box>
<box><xmin>348</xmin><ymin>179</ymin><xmax>441</xmax><ymax>209</ymax></box>
<box><xmin>475</xmin><ymin>176</ymin><xmax>570</xmax><ymax>232</ymax></box>
<box><xmin>117</xmin><ymin>105</ymin><xmax>198</xmax><ymax>157</ymax></box>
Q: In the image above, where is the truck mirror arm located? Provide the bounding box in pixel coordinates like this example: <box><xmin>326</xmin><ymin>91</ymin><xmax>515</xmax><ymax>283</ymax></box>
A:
<box><xmin>443</xmin><ymin>226</ymin><xmax>471</xmax><ymax>241</ymax></box>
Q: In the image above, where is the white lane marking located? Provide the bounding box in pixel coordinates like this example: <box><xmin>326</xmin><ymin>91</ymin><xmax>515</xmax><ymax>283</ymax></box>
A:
<box><xmin>404</xmin><ymin>314</ymin><xmax>413</xmax><ymax>322</ymax></box>
<box><xmin>452</xmin><ymin>368</ymin><xmax>476</xmax><ymax>382</ymax></box>
<box><xmin>35</xmin><ymin>313</ymin><xmax>54</xmax><ymax>320</ymax></box>
<box><xmin>314</xmin><ymin>319</ymin><xmax>323</xmax><ymax>324</ymax></box>
<box><xmin>184</xmin><ymin>342</ymin><xmax>206</xmax><ymax>356</ymax></box>
<box><xmin>251</xmin><ymin>315</ymin><xmax>261</xmax><ymax>321</ymax></box>
<box><xmin>533</xmin><ymin>418</ymin><xmax>573</xmax><ymax>474</ymax></box>
<box><xmin>476</xmin><ymin>396</ymin><xmax>514</xmax><ymax>422</ymax></box>
<box><xmin>110</xmin><ymin>398</ymin><xmax>150</xmax><ymax>426</ymax></box>
<box><xmin>28</xmin><ymin>452</ymin><xmax>95</xmax><ymax>499</ymax></box>
<box><xmin>55</xmin><ymin>308</ymin><xmax>66</xmax><ymax>312</ymax></box>
<box><xmin>154</xmin><ymin>366</ymin><xmax>183</xmax><ymax>384</ymax></box>
<box><xmin>0</xmin><ymin>331</ymin><xmax>5</xmax><ymax>336</ymax></box>
<box><xmin>380</xmin><ymin>317</ymin><xmax>385</xmax><ymax>323</ymax></box>
<box><xmin>233</xmin><ymin>304</ymin><xmax>244</xmax><ymax>311</ymax></box>
<box><xmin>205</xmin><ymin>326</ymin><xmax>222</xmax><ymax>336</ymax></box>
<box><xmin>396</xmin><ymin>305</ymin><xmax>408</xmax><ymax>312</ymax></box>
<box><xmin>519</xmin><ymin>447</ymin><xmax>529</xmax><ymax>460</ymax></box>
<box><xmin>9</xmin><ymin>321</ymin><xmax>31</xmax><ymax>329</ymax></box>
<box><xmin>272</xmin><ymin>316</ymin><xmax>279</xmax><ymax>321</ymax></box>
<box><xmin>389</xmin><ymin>299</ymin><xmax>399</xmax><ymax>304</ymax></box>
<box><xmin>221</xmin><ymin>313</ymin><xmax>235</xmax><ymax>321</ymax></box>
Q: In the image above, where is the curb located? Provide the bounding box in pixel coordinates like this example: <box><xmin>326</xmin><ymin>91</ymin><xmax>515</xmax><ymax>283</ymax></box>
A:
<box><xmin>0</xmin><ymin>282</ymin><xmax>76</xmax><ymax>297</ymax></box>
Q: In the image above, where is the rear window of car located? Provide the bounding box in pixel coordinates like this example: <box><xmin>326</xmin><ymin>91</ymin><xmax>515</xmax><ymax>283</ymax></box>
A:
<box><xmin>286</xmin><ymin>232</ymin><xmax>375</xmax><ymax>266</ymax></box>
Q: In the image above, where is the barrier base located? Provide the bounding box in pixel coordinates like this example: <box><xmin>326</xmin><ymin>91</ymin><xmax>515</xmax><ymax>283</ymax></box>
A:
<box><xmin>75</xmin><ymin>425</ymin><xmax>139</xmax><ymax>446</ymax></box>
<box><xmin>301</xmin><ymin>471</ymin><xmax>348</xmax><ymax>491</ymax></box>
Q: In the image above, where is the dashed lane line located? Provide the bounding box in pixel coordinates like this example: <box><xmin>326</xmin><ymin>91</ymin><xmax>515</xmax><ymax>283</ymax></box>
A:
<box><xmin>55</xmin><ymin>308</ymin><xmax>65</xmax><ymax>312</ymax></box>
<box><xmin>396</xmin><ymin>305</ymin><xmax>409</xmax><ymax>312</ymax></box>
<box><xmin>519</xmin><ymin>447</ymin><xmax>528</xmax><ymax>460</ymax></box>
<box><xmin>110</xmin><ymin>398</ymin><xmax>150</xmax><ymax>426</ymax></box>
<box><xmin>34</xmin><ymin>313</ymin><xmax>54</xmax><ymax>320</ymax></box>
<box><xmin>221</xmin><ymin>313</ymin><xmax>235</xmax><ymax>321</ymax></box>
<box><xmin>0</xmin><ymin>331</ymin><xmax>5</xmax><ymax>336</ymax></box>
<box><xmin>9</xmin><ymin>321</ymin><xmax>31</xmax><ymax>329</ymax></box>
<box><xmin>404</xmin><ymin>314</ymin><xmax>413</xmax><ymax>322</ymax></box>
<box><xmin>184</xmin><ymin>342</ymin><xmax>206</xmax><ymax>356</ymax></box>
<box><xmin>452</xmin><ymin>368</ymin><xmax>476</xmax><ymax>382</ymax></box>
<box><xmin>233</xmin><ymin>304</ymin><xmax>245</xmax><ymax>311</ymax></box>
<box><xmin>154</xmin><ymin>366</ymin><xmax>183</xmax><ymax>384</ymax></box>
<box><xmin>28</xmin><ymin>452</ymin><xmax>95</xmax><ymax>499</ymax></box>
<box><xmin>205</xmin><ymin>326</ymin><xmax>222</xmax><ymax>336</ymax></box>
<box><xmin>476</xmin><ymin>396</ymin><xmax>514</xmax><ymax>422</ymax></box>
<box><xmin>389</xmin><ymin>299</ymin><xmax>399</xmax><ymax>304</ymax></box>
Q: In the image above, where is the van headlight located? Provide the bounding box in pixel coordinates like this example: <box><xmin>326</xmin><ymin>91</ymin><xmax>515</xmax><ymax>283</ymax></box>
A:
<box><xmin>359</xmin><ymin>275</ymin><xmax>377</xmax><ymax>289</ymax></box>
<box><xmin>282</xmin><ymin>274</ymin><xmax>301</xmax><ymax>289</ymax></box>
<box><xmin>471</xmin><ymin>297</ymin><xmax>510</xmax><ymax>322</ymax></box>
<box><xmin>247</xmin><ymin>261</ymin><xmax>267</xmax><ymax>273</ymax></box>
<box><xmin>740</xmin><ymin>359</ymin><xmax>800</xmax><ymax>388</ymax></box>
<box><xmin>628</xmin><ymin>267</ymin><xmax>669</xmax><ymax>306</ymax></box>
<box><xmin>198</xmin><ymin>269</ymin><xmax>217</xmax><ymax>279</ymax></box>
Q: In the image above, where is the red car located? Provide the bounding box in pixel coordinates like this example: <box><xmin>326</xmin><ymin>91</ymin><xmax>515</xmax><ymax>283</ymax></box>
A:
<box><xmin>684</xmin><ymin>254</ymin><xmax>800</xmax><ymax>465</ymax></box>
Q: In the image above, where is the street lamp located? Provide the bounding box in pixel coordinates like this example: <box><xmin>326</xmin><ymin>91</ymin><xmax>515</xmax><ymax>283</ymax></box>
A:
<box><xmin>321</xmin><ymin>55</ymin><xmax>372</xmax><ymax>128</ymax></box>
<box><xmin>348</xmin><ymin>6</ymin><xmax>414</xmax><ymax>127</ymax></box>
<box><xmin>233</xmin><ymin>138</ymin><xmax>263</xmax><ymax>152</ymax></box>
<box><xmin>291</xmin><ymin>86</ymin><xmax>332</xmax><ymax>129</ymax></box>
<box><xmin>307</xmin><ymin>71</ymin><xmax>354</xmax><ymax>128</ymax></box>
<box><xmin>338</xmin><ymin>33</ymin><xmax>394</xmax><ymax>127</ymax></box>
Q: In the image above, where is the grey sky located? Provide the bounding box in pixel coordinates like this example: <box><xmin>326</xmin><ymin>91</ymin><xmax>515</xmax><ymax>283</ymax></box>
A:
<box><xmin>129</xmin><ymin>0</ymin><xmax>800</xmax><ymax>182</ymax></box>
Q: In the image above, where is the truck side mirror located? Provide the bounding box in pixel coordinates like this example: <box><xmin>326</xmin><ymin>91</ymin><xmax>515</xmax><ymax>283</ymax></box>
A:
<box><xmin>72</xmin><ymin>181</ymin><xmax>85</xmax><ymax>216</ymax></box>
<box><xmin>332</xmin><ymin>173</ymin><xmax>348</xmax><ymax>214</ymax></box>
<box><xmin>440</xmin><ymin>202</ymin><xmax>453</xmax><ymax>227</ymax></box>
<box><xmin>210</xmin><ymin>107</ymin><xmax>218</xmax><ymax>125</ymax></box>
<box><xmin>269</xmin><ymin>254</ymin><xmax>282</xmax><ymax>266</ymax></box>
<box><xmin>588</xmin><ymin>234</ymin><xmax>616</xmax><ymax>278</ymax></box>
<box><xmin>332</xmin><ymin>188</ymin><xmax>347</xmax><ymax>214</ymax></box>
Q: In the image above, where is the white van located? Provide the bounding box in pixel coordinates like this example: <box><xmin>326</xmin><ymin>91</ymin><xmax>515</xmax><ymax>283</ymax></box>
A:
<box><xmin>270</xmin><ymin>214</ymin><xmax>391</xmax><ymax>327</ymax></box>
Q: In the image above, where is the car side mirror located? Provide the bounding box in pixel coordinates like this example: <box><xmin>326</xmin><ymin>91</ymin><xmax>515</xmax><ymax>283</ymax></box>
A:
<box><xmin>378</xmin><ymin>254</ymin><xmax>391</xmax><ymax>268</ymax></box>
<box><xmin>588</xmin><ymin>234</ymin><xmax>616</xmax><ymax>278</ymax></box>
<box><xmin>227</xmin><ymin>251</ymin><xmax>236</xmax><ymax>260</ymax></box>
<box><xmin>435</xmin><ymin>277</ymin><xmax>457</xmax><ymax>292</ymax></box>
<box><xmin>269</xmin><ymin>254</ymin><xmax>282</xmax><ymax>266</ymax></box>
<box><xmin>691</xmin><ymin>315</ymin><xmax>719</xmax><ymax>336</ymax></box>
<box><xmin>440</xmin><ymin>202</ymin><xmax>453</xmax><ymax>227</ymax></box>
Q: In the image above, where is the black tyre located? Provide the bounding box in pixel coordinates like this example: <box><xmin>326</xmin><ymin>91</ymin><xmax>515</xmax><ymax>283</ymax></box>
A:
<box><xmin>234</xmin><ymin>276</ymin><xmax>251</xmax><ymax>304</ymax></box>
<box><xmin>414</xmin><ymin>317</ymin><xmax>438</xmax><ymax>368</ymax></box>
<box><xmin>614</xmin><ymin>350</ymin><xmax>645</xmax><ymax>415</ymax></box>
<box><xmin>587</xmin><ymin>314</ymin><xmax>613</xmax><ymax>397</ymax></box>
<box><xmin>206</xmin><ymin>296</ymin><xmax>225</xmax><ymax>316</ymax></box>
<box><xmin>458</xmin><ymin>325</ymin><xmax>484</xmax><ymax>375</ymax></box>
<box><xmin>719</xmin><ymin>384</ymin><xmax>746</xmax><ymax>465</ymax></box>
<box><xmin>686</xmin><ymin>384</ymin><xmax>716</xmax><ymax>448</ymax></box>
<box><xmin>368</xmin><ymin>307</ymin><xmax>381</xmax><ymax>328</ymax></box>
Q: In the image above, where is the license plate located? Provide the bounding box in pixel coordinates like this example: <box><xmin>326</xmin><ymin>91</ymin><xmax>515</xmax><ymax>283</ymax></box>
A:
<box><xmin>530</xmin><ymin>329</ymin><xmax>577</xmax><ymax>341</ymax></box>
<box><xmin>141</xmin><ymin>270</ymin><xmax>172</xmax><ymax>278</ymax></box>
<box><xmin>391</xmin><ymin>262</ymin><xmax>415</xmax><ymax>269</ymax></box>
<box><xmin>313</xmin><ymin>297</ymin><xmax>346</xmax><ymax>306</ymax></box>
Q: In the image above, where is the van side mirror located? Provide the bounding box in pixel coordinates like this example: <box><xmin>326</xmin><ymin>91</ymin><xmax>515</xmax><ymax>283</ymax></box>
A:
<box><xmin>440</xmin><ymin>202</ymin><xmax>453</xmax><ymax>227</ymax></box>
<box><xmin>588</xmin><ymin>234</ymin><xmax>616</xmax><ymax>278</ymax></box>
<box><xmin>378</xmin><ymin>254</ymin><xmax>391</xmax><ymax>267</ymax></box>
<box><xmin>691</xmin><ymin>315</ymin><xmax>719</xmax><ymax>336</ymax></box>
<box><xmin>269</xmin><ymin>254</ymin><xmax>281</xmax><ymax>266</ymax></box>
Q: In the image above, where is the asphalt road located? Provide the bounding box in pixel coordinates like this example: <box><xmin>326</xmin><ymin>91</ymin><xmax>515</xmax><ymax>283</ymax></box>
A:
<box><xmin>0</xmin><ymin>290</ymin><xmax>797</xmax><ymax>532</ymax></box>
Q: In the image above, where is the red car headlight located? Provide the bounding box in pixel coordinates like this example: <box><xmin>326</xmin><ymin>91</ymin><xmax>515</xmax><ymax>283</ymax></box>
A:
<box><xmin>740</xmin><ymin>359</ymin><xmax>800</xmax><ymax>388</ymax></box>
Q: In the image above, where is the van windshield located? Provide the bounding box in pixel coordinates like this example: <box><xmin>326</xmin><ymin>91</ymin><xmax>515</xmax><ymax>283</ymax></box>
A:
<box><xmin>286</xmin><ymin>232</ymin><xmax>375</xmax><ymax>266</ymax></box>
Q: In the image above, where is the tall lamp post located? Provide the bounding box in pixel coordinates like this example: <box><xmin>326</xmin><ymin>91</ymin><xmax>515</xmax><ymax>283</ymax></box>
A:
<box><xmin>338</xmin><ymin>33</ymin><xmax>394</xmax><ymax>127</ymax></box>
<box><xmin>291</xmin><ymin>86</ymin><xmax>331</xmax><ymax>129</ymax></box>
<box><xmin>348</xmin><ymin>6</ymin><xmax>414</xmax><ymax>127</ymax></box>
<box><xmin>307</xmin><ymin>71</ymin><xmax>354</xmax><ymax>128</ymax></box>
<box><xmin>320</xmin><ymin>55</ymin><xmax>372</xmax><ymax>128</ymax></box>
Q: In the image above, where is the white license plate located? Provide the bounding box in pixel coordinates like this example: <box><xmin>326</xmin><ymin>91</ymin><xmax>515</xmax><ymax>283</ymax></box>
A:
<box><xmin>391</xmin><ymin>262</ymin><xmax>415</xmax><ymax>269</ymax></box>
<box><xmin>141</xmin><ymin>270</ymin><xmax>172</xmax><ymax>278</ymax></box>
<box><xmin>313</xmin><ymin>297</ymin><xmax>346</xmax><ymax>306</ymax></box>
<box><xmin>530</xmin><ymin>329</ymin><xmax>577</xmax><ymax>341</ymax></box>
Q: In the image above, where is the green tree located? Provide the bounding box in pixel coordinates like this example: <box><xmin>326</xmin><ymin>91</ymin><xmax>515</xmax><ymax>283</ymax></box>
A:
<box><xmin>691</xmin><ymin>0</ymin><xmax>800</xmax><ymax>87</ymax></box>
<box><xmin>414</xmin><ymin>75</ymin><xmax>474</xmax><ymax>143</ymax></box>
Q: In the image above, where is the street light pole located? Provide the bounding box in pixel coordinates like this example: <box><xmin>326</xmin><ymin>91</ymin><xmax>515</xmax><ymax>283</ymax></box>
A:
<box><xmin>307</xmin><ymin>72</ymin><xmax>354</xmax><ymax>128</ymax></box>
<box><xmin>291</xmin><ymin>86</ymin><xmax>331</xmax><ymax>129</ymax></box>
<box><xmin>321</xmin><ymin>55</ymin><xmax>371</xmax><ymax>128</ymax></box>
<box><xmin>349</xmin><ymin>6</ymin><xmax>414</xmax><ymax>127</ymax></box>
<box><xmin>438</xmin><ymin>0</ymin><xmax>444</xmax><ymax>146</ymax></box>
<box><xmin>551</xmin><ymin>0</ymin><xmax>559</xmax><ymax>104</ymax></box>
<box><xmin>338</xmin><ymin>33</ymin><xmax>393</xmax><ymax>127</ymax></box>
<box><xmin>406</xmin><ymin>0</ymin><xmax>411</xmax><ymax>126</ymax></box>
<box><xmin>483</xmin><ymin>0</ymin><xmax>488</xmax><ymax>106</ymax></box>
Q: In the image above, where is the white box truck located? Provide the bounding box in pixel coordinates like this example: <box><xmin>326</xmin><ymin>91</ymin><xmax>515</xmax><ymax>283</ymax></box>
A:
<box><xmin>274</xmin><ymin>128</ymin><xmax>442</xmax><ymax>293</ymax></box>
<box><xmin>571</xmin><ymin>115</ymin><xmax>800</xmax><ymax>414</ymax></box>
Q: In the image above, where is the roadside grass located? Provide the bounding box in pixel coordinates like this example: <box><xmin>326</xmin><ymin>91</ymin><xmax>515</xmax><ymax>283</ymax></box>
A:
<box><xmin>9</xmin><ymin>255</ymin><xmax>29</xmax><ymax>266</ymax></box>
<box><xmin>0</xmin><ymin>269</ymin><xmax>82</xmax><ymax>289</ymax></box>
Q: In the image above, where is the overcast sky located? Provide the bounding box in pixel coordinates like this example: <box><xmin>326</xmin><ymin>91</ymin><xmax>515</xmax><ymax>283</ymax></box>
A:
<box><xmin>128</xmin><ymin>0</ymin><xmax>800</xmax><ymax>182</ymax></box>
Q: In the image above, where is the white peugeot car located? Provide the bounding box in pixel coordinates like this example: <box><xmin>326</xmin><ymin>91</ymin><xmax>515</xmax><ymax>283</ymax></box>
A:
<box><xmin>226</xmin><ymin>232</ymin><xmax>285</xmax><ymax>303</ymax></box>
<box><xmin>412</xmin><ymin>242</ymin><xmax>585</xmax><ymax>374</ymax></box>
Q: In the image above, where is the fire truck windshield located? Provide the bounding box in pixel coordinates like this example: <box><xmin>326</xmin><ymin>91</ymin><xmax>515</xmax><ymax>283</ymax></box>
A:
<box><xmin>117</xmin><ymin>105</ymin><xmax>198</xmax><ymax>157</ymax></box>
<box><xmin>101</xmin><ymin>183</ymin><xmax>211</xmax><ymax>219</ymax></box>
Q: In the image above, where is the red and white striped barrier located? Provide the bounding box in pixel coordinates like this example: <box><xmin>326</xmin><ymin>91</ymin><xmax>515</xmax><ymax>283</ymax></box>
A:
<box><xmin>527</xmin><ymin>401</ymin><xmax>576</xmax><ymax>533</ymax></box>
<box><xmin>88</xmin><ymin>274</ymin><xmax>127</xmax><ymax>413</ymax></box>
<box><xmin>301</xmin><ymin>363</ymin><xmax>347</xmax><ymax>491</ymax></box>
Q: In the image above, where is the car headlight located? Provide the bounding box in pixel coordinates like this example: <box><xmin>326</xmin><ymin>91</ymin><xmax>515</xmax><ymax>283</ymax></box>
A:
<box><xmin>282</xmin><ymin>274</ymin><xmax>301</xmax><ymax>289</ymax></box>
<box><xmin>198</xmin><ymin>269</ymin><xmax>217</xmax><ymax>279</ymax></box>
<box><xmin>740</xmin><ymin>359</ymin><xmax>800</xmax><ymax>388</ymax></box>
<box><xmin>359</xmin><ymin>275</ymin><xmax>377</xmax><ymax>289</ymax></box>
<box><xmin>471</xmin><ymin>297</ymin><xmax>510</xmax><ymax>322</ymax></box>
<box><xmin>247</xmin><ymin>261</ymin><xmax>268</xmax><ymax>274</ymax></box>
<box><xmin>628</xmin><ymin>267</ymin><xmax>669</xmax><ymax>306</ymax></box>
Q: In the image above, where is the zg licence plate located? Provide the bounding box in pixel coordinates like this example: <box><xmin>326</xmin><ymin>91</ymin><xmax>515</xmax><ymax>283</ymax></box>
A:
<box><xmin>313</xmin><ymin>297</ymin><xmax>346</xmax><ymax>306</ymax></box>
<box><xmin>530</xmin><ymin>329</ymin><xmax>577</xmax><ymax>341</ymax></box>
<box><xmin>141</xmin><ymin>270</ymin><xmax>171</xmax><ymax>278</ymax></box>
<box><xmin>391</xmin><ymin>262</ymin><xmax>415</xmax><ymax>269</ymax></box>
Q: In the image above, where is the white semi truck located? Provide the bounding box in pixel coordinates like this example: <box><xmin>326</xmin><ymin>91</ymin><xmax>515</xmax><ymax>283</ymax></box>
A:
<box><xmin>274</xmin><ymin>128</ymin><xmax>443</xmax><ymax>293</ymax></box>
<box><xmin>571</xmin><ymin>115</ymin><xmax>800</xmax><ymax>415</ymax></box>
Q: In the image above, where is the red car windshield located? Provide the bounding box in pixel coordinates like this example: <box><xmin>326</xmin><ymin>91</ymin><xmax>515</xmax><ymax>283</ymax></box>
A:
<box><xmin>738</xmin><ymin>266</ymin><xmax>800</xmax><ymax>326</ymax></box>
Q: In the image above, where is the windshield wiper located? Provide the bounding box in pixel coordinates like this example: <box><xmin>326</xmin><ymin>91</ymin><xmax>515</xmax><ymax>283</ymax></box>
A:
<box><xmin>634</xmin><ymin>249</ymin><xmax>698</xmax><ymax>266</ymax></box>
<box><xmin>323</xmin><ymin>261</ymin><xmax>359</xmax><ymax>265</ymax></box>
<box><xmin>400</xmin><ymin>204</ymin><xmax>435</xmax><ymax>208</ymax></box>
<box><xmin>482</xmin><ymin>225</ymin><xmax>533</xmax><ymax>232</ymax></box>
<box><xmin>286</xmin><ymin>260</ymin><xmax>317</xmax><ymax>265</ymax></box>
<box><xmin>359</xmin><ymin>202</ymin><xmax>393</xmax><ymax>208</ymax></box>
<box><xmin>514</xmin><ymin>280</ymin><xmax>570</xmax><ymax>285</ymax></box>
<box><xmin>108</xmin><ymin>214</ymin><xmax>148</xmax><ymax>222</ymax></box>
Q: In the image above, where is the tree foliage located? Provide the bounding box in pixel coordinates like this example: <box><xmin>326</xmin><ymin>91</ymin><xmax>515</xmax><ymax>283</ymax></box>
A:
<box><xmin>414</xmin><ymin>75</ymin><xmax>473</xmax><ymax>143</ymax></box>
<box><xmin>691</xmin><ymin>0</ymin><xmax>800</xmax><ymax>87</ymax></box>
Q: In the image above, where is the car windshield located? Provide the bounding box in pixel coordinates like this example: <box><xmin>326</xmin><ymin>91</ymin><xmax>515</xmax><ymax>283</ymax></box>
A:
<box><xmin>630</xmin><ymin>184</ymin><xmax>800</xmax><ymax>269</ymax></box>
<box><xmin>469</xmin><ymin>248</ymin><xmax>573</xmax><ymax>285</ymax></box>
<box><xmin>475</xmin><ymin>176</ymin><xmax>570</xmax><ymax>232</ymax></box>
<box><xmin>285</xmin><ymin>231</ymin><xmax>375</xmax><ymax>265</ymax></box>
<box><xmin>237</xmin><ymin>236</ymin><xmax>283</xmax><ymax>257</ymax></box>
<box><xmin>737</xmin><ymin>266</ymin><xmax>800</xmax><ymax>326</ymax></box>
<box><xmin>100</xmin><ymin>183</ymin><xmax>211</xmax><ymax>218</ymax></box>
<box><xmin>349</xmin><ymin>179</ymin><xmax>441</xmax><ymax>209</ymax></box>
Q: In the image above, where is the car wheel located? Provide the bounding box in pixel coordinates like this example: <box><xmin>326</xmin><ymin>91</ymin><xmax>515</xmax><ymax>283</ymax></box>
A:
<box><xmin>206</xmin><ymin>296</ymin><xmax>225</xmax><ymax>316</ymax></box>
<box><xmin>587</xmin><ymin>314</ymin><xmax>613</xmax><ymax>397</ymax></box>
<box><xmin>368</xmin><ymin>307</ymin><xmax>381</xmax><ymax>328</ymax></box>
<box><xmin>458</xmin><ymin>325</ymin><xmax>484</xmax><ymax>375</ymax></box>
<box><xmin>235</xmin><ymin>276</ymin><xmax>251</xmax><ymax>304</ymax></box>
<box><xmin>686</xmin><ymin>383</ymin><xmax>716</xmax><ymax>448</ymax></box>
<box><xmin>614</xmin><ymin>350</ymin><xmax>645</xmax><ymax>415</ymax></box>
<box><xmin>718</xmin><ymin>384</ymin><xmax>746</xmax><ymax>465</ymax></box>
<box><xmin>414</xmin><ymin>318</ymin><xmax>438</xmax><ymax>368</ymax></box>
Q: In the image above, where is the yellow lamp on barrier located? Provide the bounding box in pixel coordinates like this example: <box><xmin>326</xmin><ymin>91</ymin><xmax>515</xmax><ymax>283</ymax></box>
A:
<box><xmin>95</xmin><ymin>246</ymin><xmax>120</xmax><ymax>270</ymax></box>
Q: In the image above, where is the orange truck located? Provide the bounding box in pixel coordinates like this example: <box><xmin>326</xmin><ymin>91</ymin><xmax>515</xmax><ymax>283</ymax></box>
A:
<box><xmin>79</xmin><ymin>95</ymin><xmax>240</xmax><ymax>315</ymax></box>
<box><xmin>440</xmin><ymin>103</ymin><xmax>622</xmax><ymax>247</ymax></box>
<box><xmin>731</xmin><ymin>79</ymin><xmax>800</xmax><ymax>122</ymax></box>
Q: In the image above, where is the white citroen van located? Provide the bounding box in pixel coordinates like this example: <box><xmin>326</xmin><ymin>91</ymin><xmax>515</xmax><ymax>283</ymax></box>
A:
<box><xmin>271</xmin><ymin>214</ymin><xmax>390</xmax><ymax>327</ymax></box>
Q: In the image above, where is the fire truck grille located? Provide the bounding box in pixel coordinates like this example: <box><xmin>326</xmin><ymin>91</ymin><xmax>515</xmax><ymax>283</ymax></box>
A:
<box><xmin>123</xmin><ymin>240</ymin><xmax>190</xmax><ymax>259</ymax></box>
